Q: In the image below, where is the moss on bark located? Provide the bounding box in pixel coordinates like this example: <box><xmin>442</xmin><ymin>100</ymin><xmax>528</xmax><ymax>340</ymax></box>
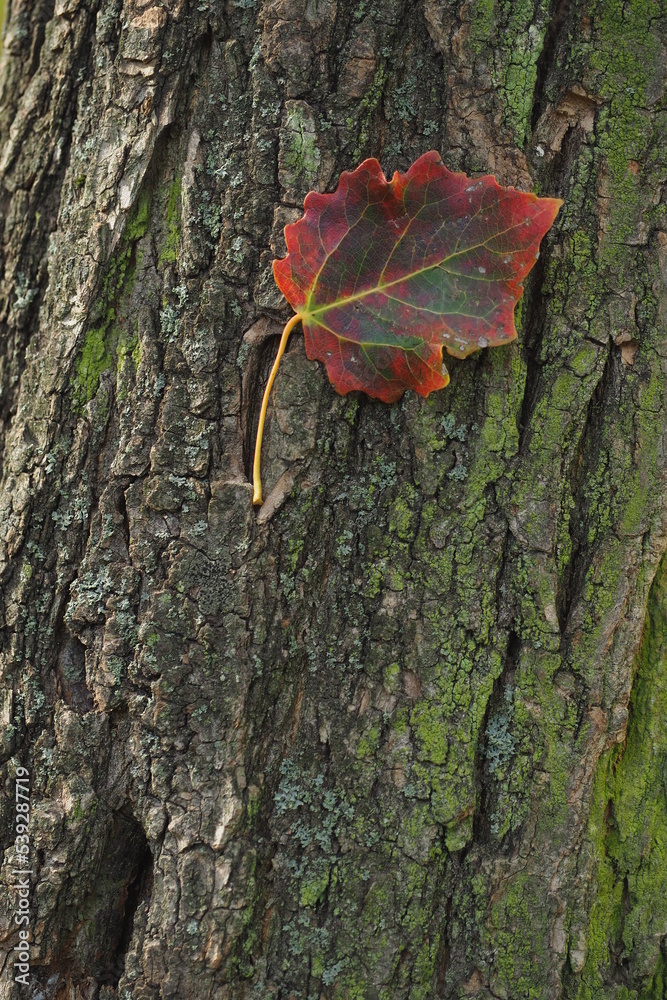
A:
<box><xmin>0</xmin><ymin>0</ymin><xmax>665</xmax><ymax>998</ymax></box>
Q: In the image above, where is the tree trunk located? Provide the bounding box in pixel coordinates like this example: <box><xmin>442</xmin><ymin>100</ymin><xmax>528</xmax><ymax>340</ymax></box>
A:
<box><xmin>0</xmin><ymin>0</ymin><xmax>666</xmax><ymax>997</ymax></box>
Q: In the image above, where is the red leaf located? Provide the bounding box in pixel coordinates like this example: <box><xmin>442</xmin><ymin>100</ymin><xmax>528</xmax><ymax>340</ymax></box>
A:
<box><xmin>254</xmin><ymin>151</ymin><xmax>562</xmax><ymax>503</ymax></box>
<box><xmin>273</xmin><ymin>150</ymin><xmax>562</xmax><ymax>402</ymax></box>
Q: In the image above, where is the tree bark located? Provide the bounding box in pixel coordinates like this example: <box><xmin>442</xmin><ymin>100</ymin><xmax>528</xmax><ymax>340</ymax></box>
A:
<box><xmin>0</xmin><ymin>0</ymin><xmax>666</xmax><ymax>998</ymax></box>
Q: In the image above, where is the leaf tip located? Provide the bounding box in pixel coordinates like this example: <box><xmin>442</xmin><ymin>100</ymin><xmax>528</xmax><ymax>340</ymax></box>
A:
<box><xmin>540</xmin><ymin>195</ymin><xmax>565</xmax><ymax>223</ymax></box>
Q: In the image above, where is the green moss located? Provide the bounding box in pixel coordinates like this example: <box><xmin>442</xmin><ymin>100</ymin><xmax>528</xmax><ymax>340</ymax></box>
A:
<box><xmin>478</xmin><ymin>0</ymin><xmax>551</xmax><ymax>146</ymax></box>
<box><xmin>356</xmin><ymin>724</ymin><xmax>381</xmax><ymax>760</ymax></box>
<box><xmin>126</xmin><ymin>191</ymin><xmax>150</xmax><ymax>242</ymax></box>
<box><xmin>590</xmin><ymin>0</ymin><xmax>663</xmax><ymax>273</ymax></box>
<box><xmin>246</xmin><ymin>786</ymin><xmax>261</xmax><ymax>825</ymax></box>
<box><xmin>388</xmin><ymin>486</ymin><xmax>416</xmax><ymax>540</ymax></box>
<box><xmin>445</xmin><ymin>815</ymin><xmax>473</xmax><ymax>852</ymax></box>
<box><xmin>282</xmin><ymin>103</ymin><xmax>321</xmax><ymax>191</ymax></box>
<box><xmin>299</xmin><ymin>865</ymin><xmax>331</xmax><ymax>908</ymax></box>
<box><xmin>75</xmin><ymin>327</ymin><xmax>112</xmax><ymax>405</ymax></box>
<box><xmin>620</xmin><ymin>369</ymin><xmax>664</xmax><ymax>537</ymax></box>
<box><xmin>131</xmin><ymin>335</ymin><xmax>142</xmax><ymax>369</ymax></box>
<box><xmin>159</xmin><ymin>179</ymin><xmax>182</xmax><ymax>265</ymax></box>
<box><xmin>577</xmin><ymin>557</ymin><xmax>667</xmax><ymax>997</ymax></box>
<box><xmin>468</xmin><ymin>0</ymin><xmax>496</xmax><ymax>53</ymax></box>
<box><xmin>116</xmin><ymin>330</ymin><xmax>140</xmax><ymax>369</ymax></box>
<box><xmin>72</xmin><ymin>192</ymin><xmax>151</xmax><ymax>407</ymax></box>
<box><xmin>336</xmin><ymin>973</ymin><xmax>367</xmax><ymax>999</ymax></box>
<box><xmin>383</xmin><ymin>661</ymin><xmax>400</xmax><ymax>692</ymax></box>
<box><xmin>390</xmin><ymin>705</ymin><xmax>409</xmax><ymax>734</ymax></box>
<box><xmin>501</xmin><ymin>20</ymin><xmax>547</xmax><ymax>145</ymax></box>
<box><xmin>570</xmin><ymin>230</ymin><xmax>597</xmax><ymax>278</ymax></box>
<box><xmin>411</xmin><ymin>701</ymin><xmax>448</xmax><ymax>766</ymax></box>
<box><xmin>349</xmin><ymin>61</ymin><xmax>387</xmax><ymax>160</ymax></box>
<box><xmin>287</xmin><ymin>533</ymin><xmax>305</xmax><ymax>573</ymax></box>
<box><xmin>362</xmin><ymin>559</ymin><xmax>383</xmax><ymax>599</ymax></box>
<box><xmin>490</xmin><ymin>874</ymin><xmax>552</xmax><ymax>998</ymax></box>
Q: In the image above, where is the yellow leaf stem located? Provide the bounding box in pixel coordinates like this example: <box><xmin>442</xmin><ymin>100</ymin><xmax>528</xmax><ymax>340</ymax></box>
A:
<box><xmin>252</xmin><ymin>312</ymin><xmax>304</xmax><ymax>506</ymax></box>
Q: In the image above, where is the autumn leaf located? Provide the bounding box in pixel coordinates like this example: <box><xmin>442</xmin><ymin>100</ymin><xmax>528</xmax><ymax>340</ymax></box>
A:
<box><xmin>253</xmin><ymin>150</ymin><xmax>562</xmax><ymax>504</ymax></box>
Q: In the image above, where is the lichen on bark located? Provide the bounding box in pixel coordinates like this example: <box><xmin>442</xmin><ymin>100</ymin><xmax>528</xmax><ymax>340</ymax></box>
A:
<box><xmin>0</xmin><ymin>0</ymin><xmax>666</xmax><ymax>998</ymax></box>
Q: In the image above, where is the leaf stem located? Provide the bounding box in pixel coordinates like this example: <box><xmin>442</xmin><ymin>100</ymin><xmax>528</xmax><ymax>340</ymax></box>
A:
<box><xmin>253</xmin><ymin>312</ymin><xmax>305</xmax><ymax>506</ymax></box>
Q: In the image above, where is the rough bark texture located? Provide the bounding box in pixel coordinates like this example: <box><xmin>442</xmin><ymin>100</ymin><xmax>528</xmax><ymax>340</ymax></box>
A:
<box><xmin>0</xmin><ymin>0</ymin><xmax>666</xmax><ymax>998</ymax></box>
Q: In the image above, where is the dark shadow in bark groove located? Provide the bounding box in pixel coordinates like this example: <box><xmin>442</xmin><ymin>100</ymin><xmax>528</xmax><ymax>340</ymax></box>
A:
<box><xmin>435</xmin><ymin>892</ymin><xmax>453</xmax><ymax>996</ymax></box>
<box><xmin>516</xmin><ymin>249</ymin><xmax>550</xmax><ymax>447</ymax></box>
<box><xmin>607</xmin><ymin>873</ymin><xmax>633</xmax><ymax>986</ymax></box>
<box><xmin>556</xmin><ymin>337</ymin><xmax>616</xmax><ymax>638</ymax></box>
<box><xmin>530</xmin><ymin>0</ymin><xmax>572</xmax><ymax>133</ymax></box>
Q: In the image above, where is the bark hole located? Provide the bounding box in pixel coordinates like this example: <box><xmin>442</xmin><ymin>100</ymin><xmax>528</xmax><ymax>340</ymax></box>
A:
<box><xmin>549</xmin><ymin>117</ymin><xmax>586</xmax><ymax>190</ymax></box>
<box><xmin>197</xmin><ymin>22</ymin><xmax>214</xmax><ymax>73</ymax></box>
<box><xmin>45</xmin><ymin>810</ymin><xmax>153</xmax><ymax>988</ymax></box>
<box><xmin>98</xmin><ymin>811</ymin><xmax>154</xmax><ymax>986</ymax></box>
